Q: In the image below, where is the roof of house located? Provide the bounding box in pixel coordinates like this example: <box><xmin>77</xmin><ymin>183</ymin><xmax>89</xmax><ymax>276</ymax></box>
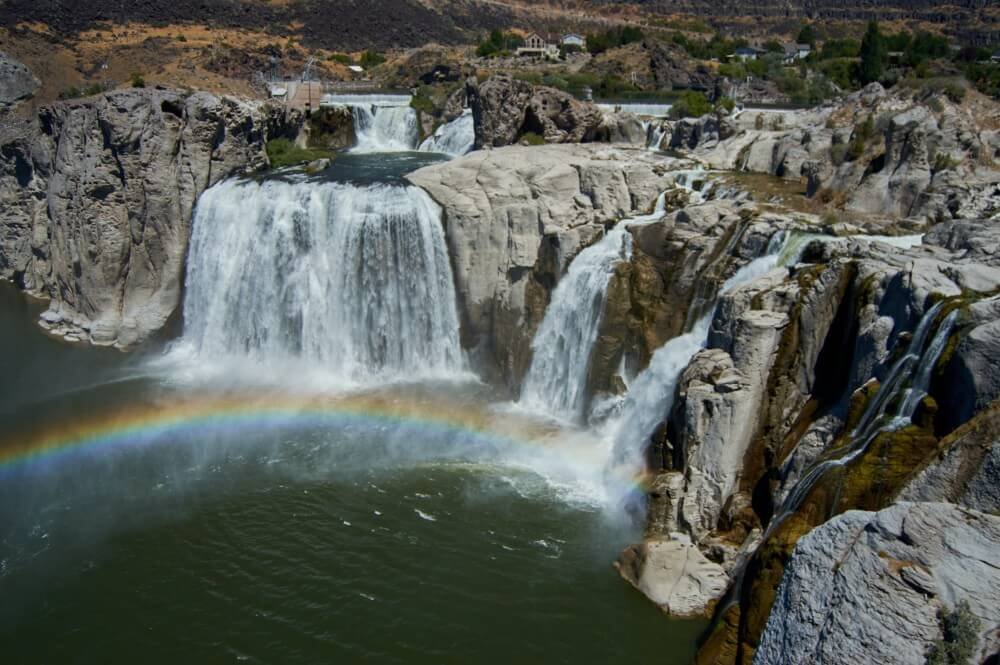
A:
<box><xmin>735</xmin><ymin>46</ymin><xmax>763</xmax><ymax>54</ymax></box>
<box><xmin>563</xmin><ymin>33</ymin><xmax>585</xmax><ymax>40</ymax></box>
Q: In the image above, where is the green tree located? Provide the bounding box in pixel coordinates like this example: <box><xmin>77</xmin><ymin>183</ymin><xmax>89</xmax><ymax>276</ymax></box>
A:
<box><xmin>797</xmin><ymin>24</ymin><xmax>817</xmax><ymax>46</ymax></box>
<box><xmin>859</xmin><ymin>20</ymin><xmax>887</xmax><ymax>85</ymax></box>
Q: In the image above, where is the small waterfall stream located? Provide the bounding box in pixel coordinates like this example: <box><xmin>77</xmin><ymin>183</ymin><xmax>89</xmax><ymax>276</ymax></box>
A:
<box><xmin>773</xmin><ymin>301</ymin><xmax>956</xmax><ymax>525</ymax></box>
<box><xmin>351</xmin><ymin>104</ymin><xmax>420</xmax><ymax>152</ymax></box>
<box><xmin>517</xmin><ymin>195</ymin><xmax>667</xmax><ymax>423</ymax></box>
<box><xmin>419</xmin><ymin>111</ymin><xmax>475</xmax><ymax>157</ymax></box>
<box><xmin>180</xmin><ymin>178</ymin><xmax>463</xmax><ymax>381</ymax></box>
<box><xmin>603</xmin><ymin>232</ymin><xmax>793</xmax><ymax>504</ymax></box>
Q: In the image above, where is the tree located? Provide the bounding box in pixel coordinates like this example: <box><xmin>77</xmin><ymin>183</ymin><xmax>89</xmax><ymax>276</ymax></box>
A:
<box><xmin>858</xmin><ymin>20</ymin><xmax>887</xmax><ymax>85</ymax></box>
<box><xmin>797</xmin><ymin>24</ymin><xmax>817</xmax><ymax>46</ymax></box>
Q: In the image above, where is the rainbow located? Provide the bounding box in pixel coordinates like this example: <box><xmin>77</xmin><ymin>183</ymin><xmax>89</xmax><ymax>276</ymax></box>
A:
<box><xmin>0</xmin><ymin>390</ymin><xmax>552</xmax><ymax>478</ymax></box>
<box><xmin>0</xmin><ymin>389</ymin><xmax>654</xmax><ymax>509</ymax></box>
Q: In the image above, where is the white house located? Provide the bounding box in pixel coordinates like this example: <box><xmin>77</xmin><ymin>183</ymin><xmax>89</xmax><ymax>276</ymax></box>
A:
<box><xmin>561</xmin><ymin>33</ymin><xmax>585</xmax><ymax>48</ymax></box>
<box><xmin>782</xmin><ymin>43</ymin><xmax>812</xmax><ymax>64</ymax></box>
<box><xmin>992</xmin><ymin>50</ymin><xmax>1000</xmax><ymax>64</ymax></box>
<box><xmin>517</xmin><ymin>33</ymin><xmax>559</xmax><ymax>58</ymax></box>
<box><xmin>734</xmin><ymin>46</ymin><xmax>765</xmax><ymax>62</ymax></box>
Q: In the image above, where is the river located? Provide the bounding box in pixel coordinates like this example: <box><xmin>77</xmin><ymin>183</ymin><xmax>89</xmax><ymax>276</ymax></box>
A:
<box><xmin>0</xmin><ymin>132</ymin><xmax>704</xmax><ymax>663</ymax></box>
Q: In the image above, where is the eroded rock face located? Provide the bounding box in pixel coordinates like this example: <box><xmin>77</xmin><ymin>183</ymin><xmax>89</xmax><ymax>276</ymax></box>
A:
<box><xmin>616</xmin><ymin>535</ymin><xmax>729</xmax><ymax>618</ymax></box>
<box><xmin>754</xmin><ymin>503</ymin><xmax>1000</xmax><ymax>665</ymax></box>
<box><xmin>466</xmin><ymin>76</ymin><xmax>613</xmax><ymax>149</ymax></box>
<box><xmin>407</xmin><ymin>143</ymin><xmax>675</xmax><ymax>387</ymax></box>
<box><xmin>673</xmin><ymin>85</ymin><xmax>1000</xmax><ymax>222</ymax></box>
<box><xmin>0</xmin><ymin>52</ymin><xmax>39</xmax><ymax>110</ymax></box>
<box><xmin>0</xmin><ymin>88</ymin><xmax>274</xmax><ymax>347</ymax></box>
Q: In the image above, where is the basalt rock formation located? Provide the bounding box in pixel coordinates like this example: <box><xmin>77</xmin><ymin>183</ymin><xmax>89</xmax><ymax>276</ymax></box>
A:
<box><xmin>0</xmin><ymin>52</ymin><xmax>39</xmax><ymax>111</ymax></box>
<box><xmin>0</xmin><ymin>88</ymin><xmax>281</xmax><ymax>347</ymax></box>
<box><xmin>408</xmin><ymin>143</ymin><xmax>675</xmax><ymax>388</ymax></box>
<box><xmin>673</xmin><ymin>84</ymin><xmax>1000</xmax><ymax>222</ymax></box>
<box><xmin>466</xmin><ymin>76</ymin><xmax>646</xmax><ymax>149</ymax></box>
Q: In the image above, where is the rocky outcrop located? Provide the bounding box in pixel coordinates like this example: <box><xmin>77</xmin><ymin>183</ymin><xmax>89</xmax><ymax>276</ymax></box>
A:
<box><xmin>466</xmin><ymin>76</ymin><xmax>613</xmax><ymax>149</ymax></box>
<box><xmin>0</xmin><ymin>88</ymin><xmax>276</xmax><ymax>347</ymax></box>
<box><xmin>616</xmin><ymin>535</ymin><xmax>729</xmax><ymax>618</ymax></box>
<box><xmin>0</xmin><ymin>52</ymin><xmax>39</xmax><ymax>111</ymax></box>
<box><xmin>755</xmin><ymin>503</ymin><xmax>1000</xmax><ymax>665</ymax></box>
<box><xmin>671</xmin><ymin>85</ymin><xmax>1000</xmax><ymax>222</ymax></box>
<box><xmin>648</xmin><ymin>43</ymin><xmax>716</xmax><ymax>93</ymax></box>
<box><xmin>407</xmin><ymin>143</ymin><xmax>677</xmax><ymax>387</ymax></box>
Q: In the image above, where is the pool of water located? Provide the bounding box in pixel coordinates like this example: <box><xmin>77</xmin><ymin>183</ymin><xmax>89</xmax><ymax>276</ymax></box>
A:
<box><xmin>0</xmin><ymin>283</ymin><xmax>704</xmax><ymax>664</ymax></box>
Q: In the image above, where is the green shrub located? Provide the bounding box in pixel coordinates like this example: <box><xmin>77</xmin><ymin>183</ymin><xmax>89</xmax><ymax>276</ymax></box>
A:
<box><xmin>944</xmin><ymin>82</ymin><xmax>966</xmax><ymax>103</ymax></box>
<box><xmin>359</xmin><ymin>50</ymin><xmax>385</xmax><ymax>68</ymax></box>
<box><xmin>130</xmin><ymin>72</ymin><xmax>146</xmax><ymax>88</ymax></box>
<box><xmin>410</xmin><ymin>86</ymin><xmax>437</xmax><ymax>114</ymax></box>
<box><xmin>177</xmin><ymin>34</ymin><xmax>187</xmax><ymax>43</ymax></box>
<box><xmin>670</xmin><ymin>90</ymin><xmax>713</xmax><ymax>119</ymax></box>
<box><xmin>519</xmin><ymin>131</ymin><xmax>546</xmax><ymax>146</ymax></box>
<box><xmin>933</xmin><ymin>152</ymin><xmax>962</xmax><ymax>172</ymax></box>
<box><xmin>926</xmin><ymin>601</ymin><xmax>981</xmax><ymax>665</ymax></box>
<box><xmin>329</xmin><ymin>53</ymin><xmax>353</xmax><ymax>65</ymax></box>
<box><xmin>830</xmin><ymin>142</ymin><xmax>849</xmax><ymax>165</ymax></box>
<box><xmin>715</xmin><ymin>96</ymin><xmax>735</xmax><ymax>113</ymax></box>
<box><xmin>265</xmin><ymin>138</ymin><xmax>332</xmax><ymax>169</ymax></box>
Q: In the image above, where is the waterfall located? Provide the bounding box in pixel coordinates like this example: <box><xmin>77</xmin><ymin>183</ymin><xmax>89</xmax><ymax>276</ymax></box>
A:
<box><xmin>419</xmin><ymin>111</ymin><xmax>474</xmax><ymax>157</ymax></box>
<box><xmin>179</xmin><ymin>178</ymin><xmax>463</xmax><ymax>381</ymax></box>
<box><xmin>773</xmin><ymin>302</ymin><xmax>956</xmax><ymax>523</ymax></box>
<box><xmin>603</xmin><ymin>231</ymin><xmax>792</xmax><ymax>507</ymax></box>
<box><xmin>517</xmin><ymin>196</ymin><xmax>667</xmax><ymax>423</ymax></box>
<box><xmin>351</xmin><ymin>104</ymin><xmax>420</xmax><ymax>152</ymax></box>
<box><xmin>646</xmin><ymin>123</ymin><xmax>666</xmax><ymax>151</ymax></box>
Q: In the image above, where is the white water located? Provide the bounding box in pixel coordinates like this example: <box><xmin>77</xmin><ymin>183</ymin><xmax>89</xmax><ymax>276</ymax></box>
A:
<box><xmin>598</xmin><ymin>103</ymin><xmax>673</xmax><ymax>118</ymax></box>
<box><xmin>518</xmin><ymin>196</ymin><xmax>667</xmax><ymax>423</ymax></box>
<box><xmin>646</xmin><ymin>123</ymin><xmax>667</xmax><ymax>151</ymax></box>
<box><xmin>322</xmin><ymin>94</ymin><xmax>412</xmax><ymax>107</ymax></box>
<box><xmin>351</xmin><ymin>104</ymin><xmax>421</xmax><ymax>152</ymax></box>
<box><xmin>176</xmin><ymin>178</ymin><xmax>463</xmax><ymax>383</ymax></box>
<box><xmin>602</xmin><ymin>231</ymin><xmax>792</xmax><ymax>506</ymax></box>
<box><xmin>768</xmin><ymin>301</ymin><xmax>956</xmax><ymax>532</ymax></box>
<box><xmin>419</xmin><ymin>111</ymin><xmax>475</xmax><ymax>157</ymax></box>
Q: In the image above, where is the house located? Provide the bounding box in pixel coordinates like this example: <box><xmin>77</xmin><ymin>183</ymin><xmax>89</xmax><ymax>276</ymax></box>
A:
<box><xmin>782</xmin><ymin>43</ymin><xmax>812</xmax><ymax>64</ymax></box>
<box><xmin>733</xmin><ymin>46</ymin><xmax>765</xmax><ymax>62</ymax></box>
<box><xmin>993</xmin><ymin>50</ymin><xmax>1000</xmax><ymax>64</ymax></box>
<box><xmin>561</xmin><ymin>33</ymin><xmax>585</xmax><ymax>48</ymax></box>
<box><xmin>517</xmin><ymin>33</ymin><xmax>559</xmax><ymax>58</ymax></box>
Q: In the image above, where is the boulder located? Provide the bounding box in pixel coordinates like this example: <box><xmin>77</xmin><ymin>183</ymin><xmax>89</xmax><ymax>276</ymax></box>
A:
<box><xmin>0</xmin><ymin>52</ymin><xmax>39</xmax><ymax>110</ymax></box>
<box><xmin>755</xmin><ymin>503</ymin><xmax>1000</xmax><ymax>665</ymax></box>
<box><xmin>616</xmin><ymin>535</ymin><xmax>729</xmax><ymax>617</ymax></box>
<box><xmin>466</xmin><ymin>76</ymin><xmax>607</xmax><ymax>149</ymax></box>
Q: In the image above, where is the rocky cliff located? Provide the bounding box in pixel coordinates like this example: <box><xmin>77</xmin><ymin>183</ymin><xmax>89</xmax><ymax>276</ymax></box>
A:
<box><xmin>0</xmin><ymin>88</ymin><xmax>278</xmax><ymax>347</ymax></box>
<box><xmin>407</xmin><ymin>143</ymin><xmax>675</xmax><ymax>387</ymax></box>
<box><xmin>466</xmin><ymin>76</ymin><xmax>647</xmax><ymax>150</ymax></box>
<box><xmin>671</xmin><ymin>84</ymin><xmax>1000</xmax><ymax>222</ymax></box>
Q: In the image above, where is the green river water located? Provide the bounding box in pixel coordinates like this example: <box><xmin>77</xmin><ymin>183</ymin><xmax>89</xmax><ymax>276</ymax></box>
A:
<box><xmin>0</xmin><ymin>282</ymin><xmax>704</xmax><ymax>664</ymax></box>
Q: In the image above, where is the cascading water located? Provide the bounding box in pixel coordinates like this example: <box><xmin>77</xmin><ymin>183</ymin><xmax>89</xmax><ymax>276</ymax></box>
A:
<box><xmin>518</xmin><ymin>196</ymin><xmax>667</xmax><ymax>423</ymax></box>
<box><xmin>646</xmin><ymin>123</ymin><xmax>667</xmax><ymax>151</ymax></box>
<box><xmin>602</xmin><ymin>231</ymin><xmax>793</xmax><ymax>510</ymax></box>
<box><xmin>773</xmin><ymin>301</ymin><xmax>956</xmax><ymax>525</ymax></box>
<box><xmin>178</xmin><ymin>177</ymin><xmax>463</xmax><ymax>381</ymax></box>
<box><xmin>419</xmin><ymin>111</ymin><xmax>475</xmax><ymax>157</ymax></box>
<box><xmin>351</xmin><ymin>104</ymin><xmax>420</xmax><ymax>152</ymax></box>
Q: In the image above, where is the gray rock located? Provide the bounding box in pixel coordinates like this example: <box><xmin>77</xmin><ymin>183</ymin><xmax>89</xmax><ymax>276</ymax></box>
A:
<box><xmin>0</xmin><ymin>52</ymin><xmax>39</xmax><ymax>110</ymax></box>
<box><xmin>616</xmin><ymin>534</ymin><xmax>729</xmax><ymax>618</ymax></box>
<box><xmin>0</xmin><ymin>88</ymin><xmax>276</xmax><ymax>347</ymax></box>
<box><xmin>407</xmin><ymin>143</ymin><xmax>676</xmax><ymax>386</ymax></box>
<box><xmin>755</xmin><ymin>503</ymin><xmax>1000</xmax><ymax>665</ymax></box>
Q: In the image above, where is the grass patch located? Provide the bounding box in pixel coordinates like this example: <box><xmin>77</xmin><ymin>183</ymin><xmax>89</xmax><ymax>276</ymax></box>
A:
<box><xmin>265</xmin><ymin>138</ymin><xmax>333</xmax><ymax>169</ymax></box>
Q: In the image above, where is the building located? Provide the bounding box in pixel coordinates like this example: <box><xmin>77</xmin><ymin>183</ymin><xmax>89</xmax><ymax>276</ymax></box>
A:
<box><xmin>517</xmin><ymin>33</ymin><xmax>559</xmax><ymax>58</ymax></box>
<box><xmin>992</xmin><ymin>50</ymin><xmax>1000</xmax><ymax>63</ymax></box>
<box><xmin>733</xmin><ymin>46</ymin><xmax>765</xmax><ymax>62</ymax></box>
<box><xmin>561</xmin><ymin>33</ymin><xmax>585</xmax><ymax>49</ymax></box>
<box><xmin>782</xmin><ymin>43</ymin><xmax>812</xmax><ymax>65</ymax></box>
